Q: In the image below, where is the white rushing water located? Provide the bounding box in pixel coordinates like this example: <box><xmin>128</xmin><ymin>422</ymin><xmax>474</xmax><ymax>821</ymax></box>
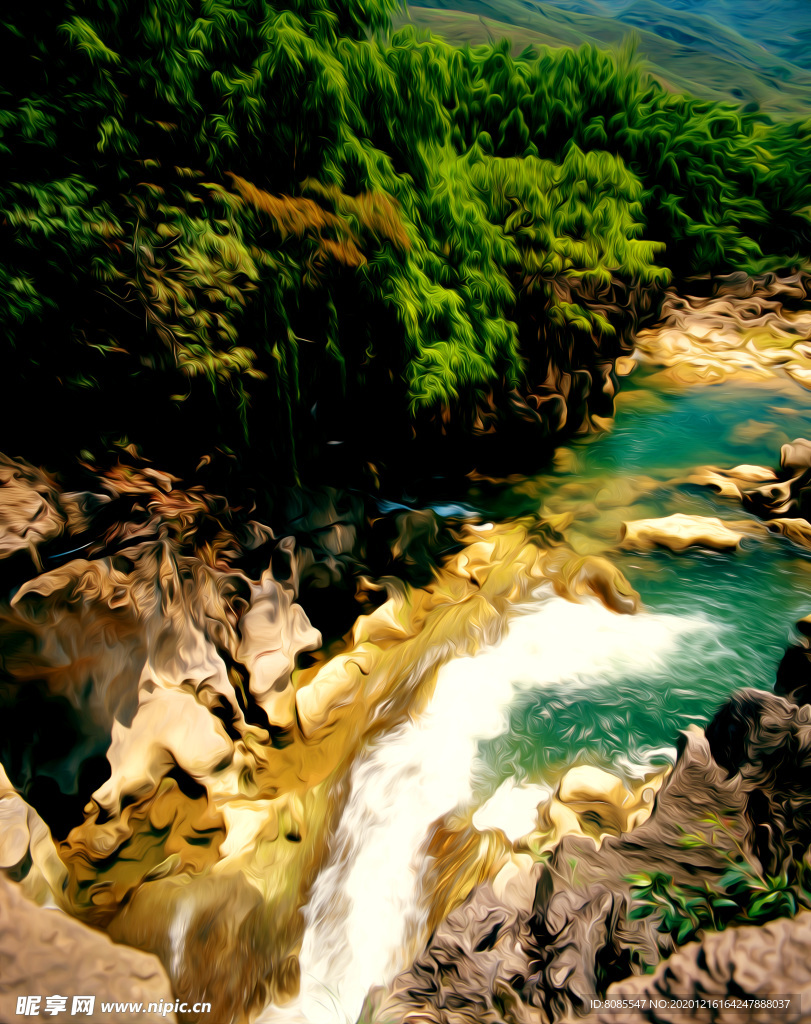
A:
<box><xmin>260</xmin><ymin>592</ymin><xmax>711</xmax><ymax>1024</ymax></box>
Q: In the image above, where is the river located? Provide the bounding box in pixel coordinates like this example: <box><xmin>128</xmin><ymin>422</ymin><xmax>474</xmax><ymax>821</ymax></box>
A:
<box><xmin>260</xmin><ymin>366</ymin><xmax>811</xmax><ymax>1023</ymax></box>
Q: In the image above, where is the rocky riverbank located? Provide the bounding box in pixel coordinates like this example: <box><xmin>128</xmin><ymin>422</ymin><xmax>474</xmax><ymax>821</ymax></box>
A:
<box><xmin>368</xmin><ymin>686</ymin><xmax>811</xmax><ymax>1024</ymax></box>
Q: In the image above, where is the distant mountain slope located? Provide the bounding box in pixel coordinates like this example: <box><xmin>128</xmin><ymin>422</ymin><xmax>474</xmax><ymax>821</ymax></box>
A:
<box><xmin>542</xmin><ymin>0</ymin><xmax>811</xmax><ymax>71</ymax></box>
<box><xmin>399</xmin><ymin>0</ymin><xmax>811</xmax><ymax>117</ymax></box>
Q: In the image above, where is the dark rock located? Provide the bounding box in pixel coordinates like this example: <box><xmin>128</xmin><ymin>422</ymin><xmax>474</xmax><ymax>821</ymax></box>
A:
<box><xmin>742</xmin><ymin>438</ymin><xmax>811</xmax><ymax>519</ymax></box>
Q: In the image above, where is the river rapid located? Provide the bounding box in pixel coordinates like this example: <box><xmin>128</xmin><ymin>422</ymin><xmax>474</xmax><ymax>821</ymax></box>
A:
<box><xmin>260</xmin><ymin>366</ymin><xmax>811</xmax><ymax>1024</ymax></box>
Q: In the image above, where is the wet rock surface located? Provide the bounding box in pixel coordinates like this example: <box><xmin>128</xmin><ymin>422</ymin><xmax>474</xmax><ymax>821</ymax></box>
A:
<box><xmin>740</xmin><ymin>438</ymin><xmax>811</xmax><ymax>520</ymax></box>
<box><xmin>688</xmin><ymin>437</ymin><xmax>811</xmax><ymax>528</ymax></box>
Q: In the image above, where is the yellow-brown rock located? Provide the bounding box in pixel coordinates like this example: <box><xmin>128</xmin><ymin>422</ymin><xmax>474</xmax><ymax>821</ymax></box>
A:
<box><xmin>621</xmin><ymin>513</ymin><xmax>745</xmax><ymax>552</ymax></box>
<box><xmin>525</xmin><ymin>766</ymin><xmax>669</xmax><ymax>853</ymax></box>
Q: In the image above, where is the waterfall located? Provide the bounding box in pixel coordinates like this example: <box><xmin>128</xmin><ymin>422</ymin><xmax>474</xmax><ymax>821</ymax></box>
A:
<box><xmin>260</xmin><ymin>591</ymin><xmax>710</xmax><ymax>1024</ymax></box>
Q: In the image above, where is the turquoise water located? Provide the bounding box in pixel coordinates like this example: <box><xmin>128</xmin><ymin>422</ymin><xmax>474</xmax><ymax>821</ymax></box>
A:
<box><xmin>472</xmin><ymin>374</ymin><xmax>811</xmax><ymax>792</ymax></box>
<box><xmin>582</xmin><ymin>373</ymin><xmax>811</xmax><ymax>477</ymax></box>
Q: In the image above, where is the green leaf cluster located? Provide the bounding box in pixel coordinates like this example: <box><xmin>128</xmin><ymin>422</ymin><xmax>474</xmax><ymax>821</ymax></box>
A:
<box><xmin>627</xmin><ymin>812</ymin><xmax>811</xmax><ymax>951</ymax></box>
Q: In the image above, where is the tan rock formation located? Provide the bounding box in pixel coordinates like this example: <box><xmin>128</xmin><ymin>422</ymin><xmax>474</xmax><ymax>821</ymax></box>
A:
<box><xmin>683</xmin><ymin>464</ymin><xmax>777</xmax><ymax>501</ymax></box>
<box><xmin>685</xmin><ymin>437</ymin><xmax>811</xmax><ymax>542</ymax></box>
<box><xmin>0</xmin><ymin>766</ymin><xmax>67</xmax><ymax>907</ymax></box>
<box><xmin>0</xmin><ymin>874</ymin><xmax>177</xmax><ymax>1023</ymax></box>
<box><xmin>766</xmin><ymin>518</ymin><xmax>811</xmax><ymax>548</ymax></box>
<box><xmin>620</xmin><ymin>513</ymin><xmax>746</xmax><ymax>552</ymax></box>
<box><xmin>633</xmin><ymin>274</ymin><xmax>811</xmax><ymax>389</ymax></box>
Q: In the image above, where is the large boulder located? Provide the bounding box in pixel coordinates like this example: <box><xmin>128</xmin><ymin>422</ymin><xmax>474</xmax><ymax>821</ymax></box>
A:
<box><xmin>0</xmin><ymin>873</ymin><xmax>177</xmax><ymax>1023</ymax></box>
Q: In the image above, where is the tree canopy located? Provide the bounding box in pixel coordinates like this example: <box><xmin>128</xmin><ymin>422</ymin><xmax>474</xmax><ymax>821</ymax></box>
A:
<box><xmin>2</xmin><ymin>1</ymin><xmax>810</xmax><ymax>481</ymax></box>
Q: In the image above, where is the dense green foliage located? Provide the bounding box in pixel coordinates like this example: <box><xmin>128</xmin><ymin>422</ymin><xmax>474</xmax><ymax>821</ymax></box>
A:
<box><xmin>2</xmin><ymin>1</ymin><xmax>810</xmax><ymax>478</ymax></box>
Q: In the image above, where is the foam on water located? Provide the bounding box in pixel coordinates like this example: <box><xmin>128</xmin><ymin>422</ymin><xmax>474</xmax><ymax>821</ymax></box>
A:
<box><xmin>260</xmin><ymin>591</ymin><xmax>711</xmax><ymax>1024</ymax></box>
<box><xmin>471</xmin><ymin>778</ymin><xmax>552</xmax><ymax>841</ymax></box>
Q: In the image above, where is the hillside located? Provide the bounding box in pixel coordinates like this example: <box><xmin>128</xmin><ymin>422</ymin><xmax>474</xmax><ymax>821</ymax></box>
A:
<box><xmin>400</xmin><ymin>0</ymin><xmax>811</xmax><ymax>117</ymax></box>
<box><xmin>540</xmin><ymin>0</ymin><xmax>811</xmax><ymax>71</ymax></box>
